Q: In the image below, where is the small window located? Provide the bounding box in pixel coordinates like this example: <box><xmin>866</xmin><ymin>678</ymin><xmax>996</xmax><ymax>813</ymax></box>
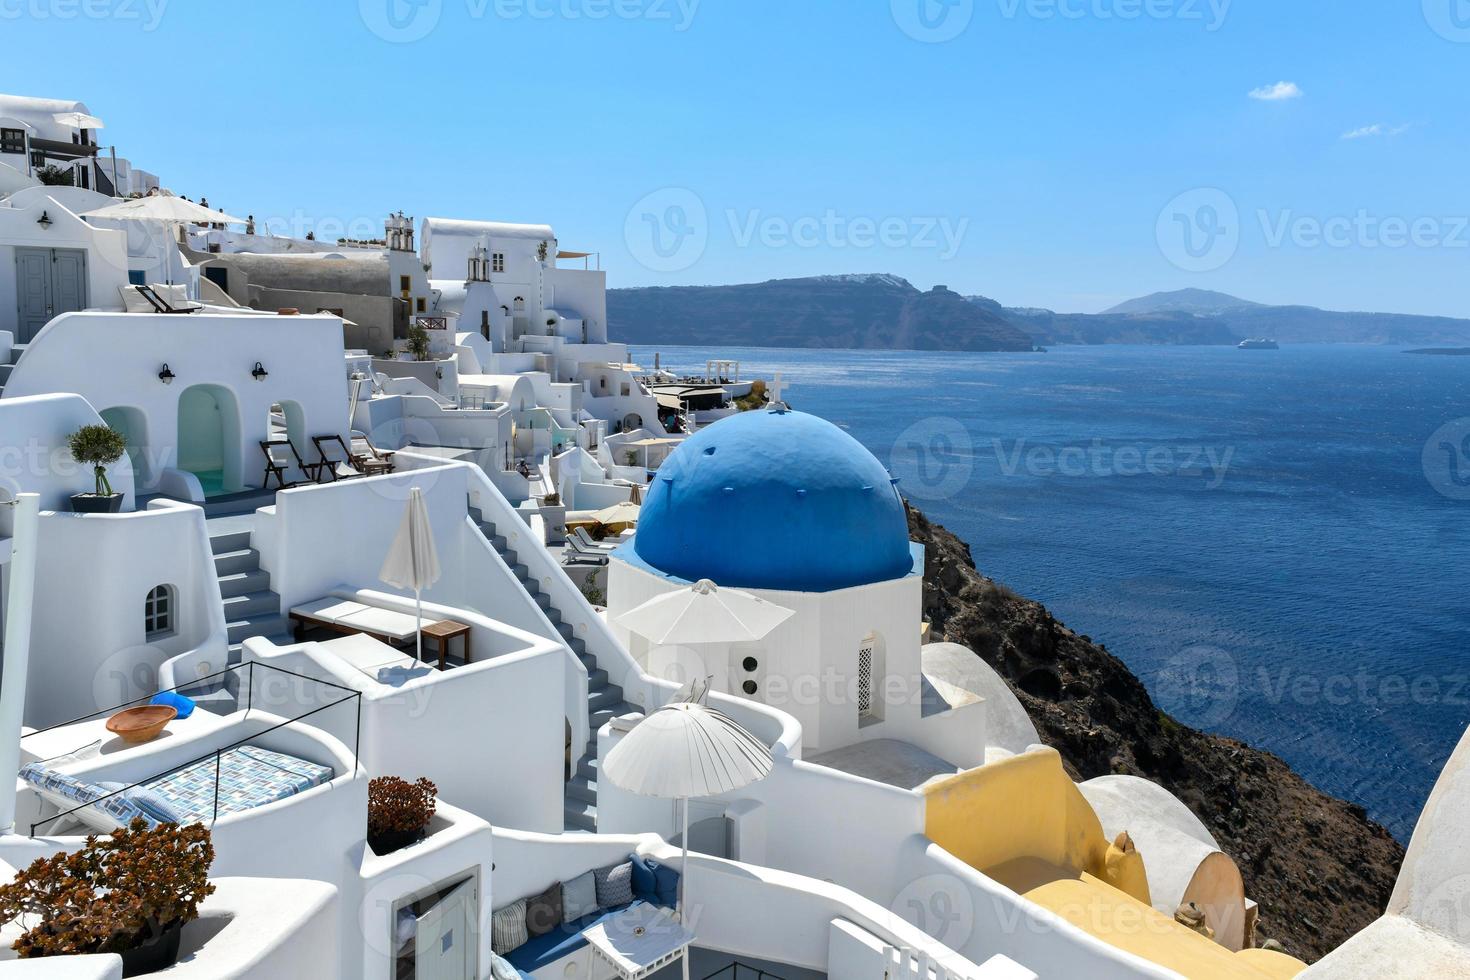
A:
<box><xmin>416</xmin><ymin>297</ymin><xmax>427</xmax><ymax>313</ymax></box>
<box><xmin>145</xmin><ymin>585</ymin><xmax>177</xmax><ymax>640</ymax></box>
<box><xmin>30</xmin><ymin>150</ymin><xmax>44</xmax><ymax>170</ymax></box>
<box><xmin>399</xmin><ymin>275</ymin><xmax>411</xmax><ymax>294</ymax></box>
<box><xmin>858</xmin><ymin>633</ymin><xmax>882</xmax><ymax>726</ymax></box>
<box><xmin>492</xmin><ymin>252</ymin><xmax>505</xmax><ymax>273</ymax></box>
<box><xmin>0</xmin><ymin>128</ymin><xmax>25</xmax><ymax>155</ymax></box>
<box><xmin>128</xmin><ymin>270</ymin><xmax>147</xmax><ymax>286</ymax></box>
<box><xmin>742</xmin><ymin>657</ymin><xmax>759</xmax><ymax>673</ymax></box>
<box><xmin>742</xmin><ymin>680</ymin><xmax>758</xmax><ymax>696</ymax></box>
<box><xmin>513</xmin><ymin>297</ymin><xmax>525</xmax><ymax>313</ymax></box>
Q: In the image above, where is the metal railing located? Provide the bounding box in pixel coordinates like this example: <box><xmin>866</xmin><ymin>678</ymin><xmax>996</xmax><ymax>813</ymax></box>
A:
<box><xmin>700</xmin><ymin>963</ymin><xmax>785</xmax><ymax>980</ymax></box>
<box><xmin>22</xmin><ymin>662</ymin><xmax>361</xmax><ymax>836</ymax></box>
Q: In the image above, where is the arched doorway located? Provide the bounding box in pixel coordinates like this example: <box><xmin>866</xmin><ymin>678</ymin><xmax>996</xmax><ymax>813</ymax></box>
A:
<box><xmin>99</xmin><ymin>406</ymin><xmax>150</xmax><ymax>488</ymax></box>
<box><xmin>177</xmin><ymin>384</ymin><xmax>243</xmax><ymax>494</ymax></box>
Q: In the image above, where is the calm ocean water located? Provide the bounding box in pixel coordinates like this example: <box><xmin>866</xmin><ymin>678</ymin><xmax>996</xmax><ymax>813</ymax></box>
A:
<box><xmin>635</xmin><ymin>343</ymin><xmax>1470</xmax><ymax>841</ymax></box>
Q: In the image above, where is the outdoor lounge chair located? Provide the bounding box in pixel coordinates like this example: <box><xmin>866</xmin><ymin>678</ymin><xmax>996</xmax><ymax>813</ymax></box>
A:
<box><xmin>564</xmin><ymin>536</ymin><xmax>612</xmax><ymax>564</ymax></box>
<box><xmin>260</xmin><ymin>439</ymin><xmax>319</xmax><ymax>489</ymax></box>
<box><xmin>571</xmin><ymin>527</ymin><xmax>618</xmax><ymax>551</ymax></box>
<box><xmin>311</xmin><ymin>434</ymin><xmax>362</xmax><ymax>483</ymax></box>
<box><xmin>119</xmin><ymin>284</ymin><xmax>203</xmax><ymax>315</ymax></box>
<box><xmin>349</xmin><ymin>431</ymin><xmax>395</xmax><ymax>474</ymax></box>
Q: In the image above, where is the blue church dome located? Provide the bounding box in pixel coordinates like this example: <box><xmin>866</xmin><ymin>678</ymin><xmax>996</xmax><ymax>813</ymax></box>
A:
<box><xmin>631</xmin><ymin>409</ymin><xmax>914</xmax><ymax>592</ymax></box>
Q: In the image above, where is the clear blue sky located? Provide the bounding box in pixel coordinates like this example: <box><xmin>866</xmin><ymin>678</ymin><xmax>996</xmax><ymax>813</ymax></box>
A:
<box><xmin>8</xmin><ymin>0</ymin><xmax>1468</xmax><ymax>315</ymax></box>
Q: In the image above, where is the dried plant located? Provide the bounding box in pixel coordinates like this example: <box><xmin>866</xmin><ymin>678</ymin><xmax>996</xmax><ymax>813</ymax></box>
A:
<box><xmin>368</xmin><ymin>776</ymin><xmax>437</xmax><ymax>837</ymax></box>
<box><xmin>0</xmin><ymin>820</ymin><xmax>215</xmax><ymax>958</ymax></box>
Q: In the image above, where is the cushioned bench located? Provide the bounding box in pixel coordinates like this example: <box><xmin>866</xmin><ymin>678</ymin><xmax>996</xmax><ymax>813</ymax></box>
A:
<box><xmin>290</xmin><ymin>598</ymin><xmax>421</xmax><ymax>646</ymax></box>
<box><xmin>505</xmin><ymin>900</ymin><xmax>645</xmax><ymax>975</ymax></box>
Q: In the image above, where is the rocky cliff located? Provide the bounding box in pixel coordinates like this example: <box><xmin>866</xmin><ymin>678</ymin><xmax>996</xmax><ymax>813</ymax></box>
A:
<box><xmin>908</xmin><ymin>506</ymin><xmax>1404</xmax><ymax>962</ymax></box>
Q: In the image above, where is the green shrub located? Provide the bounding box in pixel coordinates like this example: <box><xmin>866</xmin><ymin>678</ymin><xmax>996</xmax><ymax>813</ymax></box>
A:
<box><xmin>67</xmin><ymin>424</ymin><xmax>127</xmax><ymax>496</ymax></box>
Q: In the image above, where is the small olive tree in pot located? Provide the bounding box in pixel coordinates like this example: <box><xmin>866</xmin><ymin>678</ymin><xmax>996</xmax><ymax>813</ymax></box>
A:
<box><xmin>67</xmin><ymin>424</ymin><xmax>128</xmax><ymax>513</ymax></box>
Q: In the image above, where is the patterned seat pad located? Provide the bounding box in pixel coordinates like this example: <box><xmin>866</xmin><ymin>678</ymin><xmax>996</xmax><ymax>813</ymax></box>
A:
<box><xmin>143</xmin><ymin>745</ymin><xmax>334</xmax><ymax>821</ymax></box>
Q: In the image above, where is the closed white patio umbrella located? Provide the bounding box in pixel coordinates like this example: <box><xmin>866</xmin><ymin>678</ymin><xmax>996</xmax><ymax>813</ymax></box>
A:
<box><xmin>603</xmin><ymin>697</ymin><xmax>773</xmax><ymax>925</ymax></box>
<box><xmin>379</xmin><ymin>487</ymin><xmax>442</xmax><ymax>662</ymax></box>
<box><xmin>615</xmin><ymin>579</ymin><xmax>793</xmax><ymax>647</ymax></box>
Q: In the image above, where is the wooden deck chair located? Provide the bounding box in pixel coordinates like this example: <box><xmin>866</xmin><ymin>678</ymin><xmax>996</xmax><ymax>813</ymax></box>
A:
<box><xmin>260</xmin><ymin>439</ymin><xmax>318</xmax><ymax>489</ymax></box>
<box><xmin>311</xmin><ymin>435</ymin><xmax>362</xmax><ymax>483</ymax></box>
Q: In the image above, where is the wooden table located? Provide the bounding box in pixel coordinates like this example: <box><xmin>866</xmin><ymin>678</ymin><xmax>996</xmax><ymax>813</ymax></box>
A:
<box><xmin>583</xmin><ymin>903</ymin><xmax>692</xmax><ymax>980</ymax></box>
<box><xmin>421</xmin><ymin>619</ymin><xmax>471</xmax><ymax>671</ymax></box>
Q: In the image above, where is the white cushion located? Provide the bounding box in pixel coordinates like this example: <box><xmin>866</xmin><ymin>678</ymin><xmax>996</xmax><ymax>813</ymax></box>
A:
<box><xmin>292</xmin><ymin>598</ymin><xmax>372</xmax><ymax>622</ymax></box>
<box><xmin>338</xmin><ymin>606</ymin><xmax>421</xmax><ymax>641</ymax></box>
<box><xmin>118</xmin><ymin>285</ymin><xmax>156</xmax><ymax>313</ymax></box>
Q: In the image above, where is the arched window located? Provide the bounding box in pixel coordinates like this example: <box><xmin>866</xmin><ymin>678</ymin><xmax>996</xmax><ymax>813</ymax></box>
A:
<box><xmin>513</xmin><ymin>296</ymin><xmax>525</xmax><ymax>313</ymax></box>
<box><xmin>145</xmin><ymin>585</ymin><xmax>177</xmax><ymax>640</ymax></box>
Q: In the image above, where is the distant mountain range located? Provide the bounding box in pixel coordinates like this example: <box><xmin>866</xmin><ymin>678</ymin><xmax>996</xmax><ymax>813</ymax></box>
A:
<box><xmin>606</xmin><ymin>277</ymin><xmax>1470</xmax><ymax>350</ymax></box>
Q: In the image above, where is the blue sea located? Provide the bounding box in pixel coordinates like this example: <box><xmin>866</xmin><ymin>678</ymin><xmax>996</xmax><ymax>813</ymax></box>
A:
<box><xmin>635</xmin><ymin>343</ymin><xmax>1470</xmax><ymax>841</ymax></box>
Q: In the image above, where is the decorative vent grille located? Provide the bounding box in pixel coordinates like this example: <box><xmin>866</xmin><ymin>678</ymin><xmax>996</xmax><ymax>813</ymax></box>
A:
<box><xmin>858</xmin><ymin>639</ymin><xmax>876</xmax><ymax>720</ymax></box>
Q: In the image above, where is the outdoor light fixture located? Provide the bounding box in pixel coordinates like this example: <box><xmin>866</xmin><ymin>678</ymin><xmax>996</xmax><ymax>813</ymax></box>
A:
<box><xmin>158</xmin><ymin>364</ymin><xmax>175</xmax><ymax>385</ymax></box>
<box><xmin>252</xmin><ymin>361</ymin><xmax>269</xmax><ymax>381</ymax></box>
<box><xmin>36</xmin><ymin>211</ymin><xmax>52</xmax><ymax>230</ymax></box>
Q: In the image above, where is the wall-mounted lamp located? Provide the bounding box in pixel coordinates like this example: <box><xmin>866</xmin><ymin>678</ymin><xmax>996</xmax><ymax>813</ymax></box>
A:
<box><xmin>36</xmin><ymin>211</ymin><xmax>52</xmax><ymax>230</ymax></box>
<box><xmin>251</xmin><ymin>361</ymin><xmax>269</xmax><ymax>382</ymax></box>
<box><xmin>435</xmin><ymin>367</ymin><xmax>444</xmax><ymax>381</ymax></box>
<box><xmin>158</xmin><ymin>364</ymin><xmax>176</xmax><ymax>385</ymax></box>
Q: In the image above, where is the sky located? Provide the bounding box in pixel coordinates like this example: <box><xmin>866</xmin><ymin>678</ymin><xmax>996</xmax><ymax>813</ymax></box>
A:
<box><xmin>6</xmin><ymin>0</ymin><xmax>1468</xmax><ymax>316</ymax></box>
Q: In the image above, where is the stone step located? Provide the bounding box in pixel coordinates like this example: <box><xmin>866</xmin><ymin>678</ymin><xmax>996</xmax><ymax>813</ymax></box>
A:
<box><xmin>567</xmin><ymin>776</ymin><xmax>598</xmax><ymax>804</ymax></box>
<box><xmin>563</xmin><ymin>798</ymin><xmax>597</xmax><ymax>833</ymax></box>
<box><xmin>209</xmin><ymin>530</ymin><xmax>253</xmax><ymax>555</ymax></box>
<box><xmin>586</xmin><ymin>667</ymin><xmax>609</xmax><ymax>691</ymax></box>
<box><xmin>227</xmin><ymin>633</ymin><xmax>294</xmax><ymax>663</ymax></box>
<box><xmin>212</xmin><ymin>547</ymin><xmax>261</xmax><ymax>577</ymax></box>
<box><xmin>576</xmin><ymin>755</ymin><xmax>599</xmax><ymax>782</ymax></box>
<box><xmin>221</xmin><ymin>590</ymin><xmax>279</xmax><ymax>620</ymax></box>
<box><xmin>216</xmin><ymin>569</ymin><xmax>271</xmax><ymax>599</ymax></box>
<box><xmin>227</xmin><ymin>614</ymin><xmax>291</xmax><ymax>646</ymax></box>
<box><xmin>588</xmin><ymin>685</ymin><xmax>624</xmax><ymax>713</ymax></box>
<box><xmin>588</xmin><ymin>703</ymin><xmax>637</xmax><ymax>735</ymax></box>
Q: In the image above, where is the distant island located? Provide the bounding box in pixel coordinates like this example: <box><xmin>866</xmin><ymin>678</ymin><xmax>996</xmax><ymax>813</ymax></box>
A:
<box><xmin>607</xmin><ymin>278</ymin><xmax>1470</xmax><ymax>352</ymax></box>
<box><xmin>1405</xmin><ymin>347</ymin><xmax>1470</xmax><ymax>356</ymax></box>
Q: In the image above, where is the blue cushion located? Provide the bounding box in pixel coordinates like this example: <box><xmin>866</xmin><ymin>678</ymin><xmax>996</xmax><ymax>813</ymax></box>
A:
<box><xmin>648</xmin><ymin>858</ymin><xmax>679</xmax><ymax>908</ymax></box>
<box><xmin>504</xmin><ymin>902</ymin><xmax>643</xmax><ymax>974</ymax></box>
<box><xmin>630</xmin><ymin>854</ymin><xmax>658</xmax><ymax>901</ymax></box>
<box><xmin>150</xmin><ymin>692</ymin><xmax>197</xmax><ymax>720</ymax></box>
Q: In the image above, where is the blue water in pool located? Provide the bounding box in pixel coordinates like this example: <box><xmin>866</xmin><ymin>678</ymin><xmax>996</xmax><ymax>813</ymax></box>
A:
<box><xmin>635</xmin><ymin>343</ymin><xmax>1470</xmax><ymax>840</ymax></box>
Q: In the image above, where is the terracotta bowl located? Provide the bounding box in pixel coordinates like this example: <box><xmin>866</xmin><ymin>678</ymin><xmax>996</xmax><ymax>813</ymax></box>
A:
<box><xmin>106</xmin><ymin>705</ymin><xmax>177</xmax><ymax>745</ymax></box>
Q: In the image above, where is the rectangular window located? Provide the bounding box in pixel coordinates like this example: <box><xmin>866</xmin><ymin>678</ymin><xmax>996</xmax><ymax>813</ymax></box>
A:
<box><xmin>416</xmin><ymin>297</ymin><xmax>427</xmax><ymax>313</ymax></box>
<box><xmin>858</xmin><ymin>641</ymin><xmax>876</xmax><ymax>723</ymax></box>
<box><xmin>0</xmin><ymin>128</ymin><xmax>25</xmax><ymax>155</ymax></box>
<box><xmin>128</xmin><ymin>270</ymin><xmax>147</xmax><ymax>286</ymax></box>
<box><xmin>30</xmin><ymin>150</ymin><xmax>44</xmax><ymax>170</ymax></box>
<box><xmin>492</xmin><ymin>252</ymin><xmax>505</xmax><ymax>273</ymax></box>
<box><xmin>399</xmin><ymin>275</ymin><xmax>411</xmax><ymax>294</ymax></box>
<box><xmin>145</xmin><ymin>586</ymin><xmax>175</xmax><ymax>640</ymax></box>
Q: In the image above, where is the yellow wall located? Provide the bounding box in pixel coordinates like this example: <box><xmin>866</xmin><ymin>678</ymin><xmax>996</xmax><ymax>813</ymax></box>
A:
<box><xmin>922</xmin><ymin>747</ymin><xmax>1109</xmax><ymax>882</ymax></box>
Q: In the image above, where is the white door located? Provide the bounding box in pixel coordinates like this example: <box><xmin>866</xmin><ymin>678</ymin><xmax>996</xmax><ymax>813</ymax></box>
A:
<box><xmin>414</xmin><ymin>878</ymin><xmax>477</xmax><ymax>980</ymax></box>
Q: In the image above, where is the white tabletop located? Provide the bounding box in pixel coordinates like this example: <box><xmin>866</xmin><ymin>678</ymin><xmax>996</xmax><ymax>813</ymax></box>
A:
<box><xmin>583</xmin><ymin>904</ymin><xmax>693</xmax><ymax>980</ymax></box>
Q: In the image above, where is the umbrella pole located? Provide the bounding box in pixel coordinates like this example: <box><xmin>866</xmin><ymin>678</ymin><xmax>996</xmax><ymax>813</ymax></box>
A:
<box><xmin>415</xmin><ymin>587</ymin><xmax>423</xmax><ymax>663</ymax></box>
<box><xmin>678</xmin><ymin>796</ymin><xmax>689</xmax><ymax>923</ymax></box>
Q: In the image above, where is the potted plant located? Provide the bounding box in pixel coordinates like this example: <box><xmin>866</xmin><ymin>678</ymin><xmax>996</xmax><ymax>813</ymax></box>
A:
<box><xmin>0</xmin><ymin>820</ymin><xmax>215</xmax><ymax>976</ymax></box>
<box><xmin>367</xmin><ymin>776</ymin><xmax>437</xmax><ymax>856</ymax></box>
<box><xmin>67</xmin><ymin>423</ymin><xmax>128</xmax><ymax>513</ymax></box>
<box><xmin>622</xmin><ymin>450</ymin><xmax>639</xmax><ymax>468</ymax></box>
<box><xmin>407</xmin><ymin>323</ymin><xmax>431</xmax><ymax>362</ymax></box>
